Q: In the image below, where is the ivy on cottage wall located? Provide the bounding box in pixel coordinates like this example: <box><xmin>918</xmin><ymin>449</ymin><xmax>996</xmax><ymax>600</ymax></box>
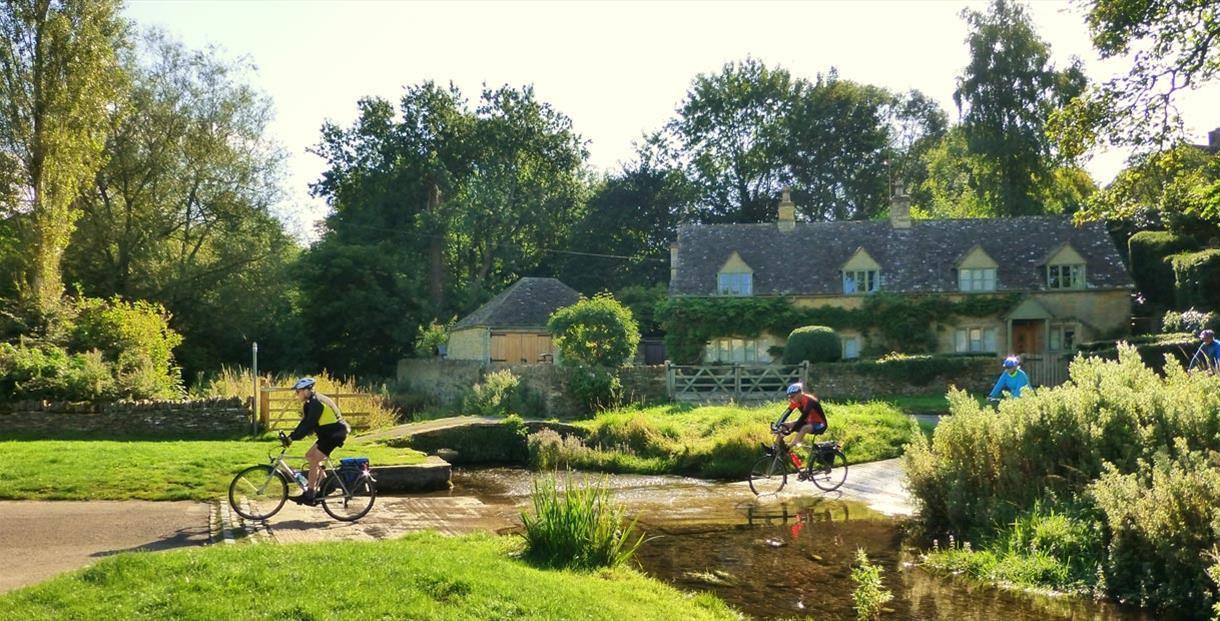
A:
<box><xmin>656</xmin><ymin>294</ymin><xmax>1022</xmax><ymax>363</ymax></box>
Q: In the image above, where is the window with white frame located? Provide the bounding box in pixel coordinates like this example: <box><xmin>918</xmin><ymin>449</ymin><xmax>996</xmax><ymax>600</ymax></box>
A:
<box><xmin>841</xmin><ymin>336</ymin><xmax>861</xmax><ymax>360</ymax></box>
<box><xmin>705</xmin><ymin>338</ymin><xmax>769</xmax><ymax>363</ymax></box>
<box><xmin>843</xmin><ymin>270</ymin><xmax>879</xmax><ymax>294</ymax></box>
<box><xmin>1049</xmin><ymin>324</ymin><xmax>1077</xmax><ymax>351</ymax></box>
<box><xmin>1047</xmin><ymin>264</ymin><xmax>1085</xmax><ymax>289</ymax></box>
<box><xmin>717</xmin><ymin>272</ymin><xmax>753</xmax><ymax>296</ymax></box>
<box><xmin>954</xmin><ymin>327</ymin><xmax>998</xmax><ymax>353</ymax></box>
<box><xmin>958</xmin><ymin>268</ymin><xmax>997</xmax><ymax>292</ymax></box>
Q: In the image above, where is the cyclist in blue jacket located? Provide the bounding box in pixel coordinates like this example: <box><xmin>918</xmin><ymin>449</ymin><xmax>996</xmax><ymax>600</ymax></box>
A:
<box><xmin>989</xmin><ymin>356</ymin><xmax>1029</xmax><ymax>400</ymax></box>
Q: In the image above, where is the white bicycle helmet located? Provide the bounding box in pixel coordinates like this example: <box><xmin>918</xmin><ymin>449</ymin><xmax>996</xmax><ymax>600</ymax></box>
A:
<box><xmin>785</xmin><ymin>383</ymin><xmax>803</xmax><ymax>396</ymax></box>
<box><xmin>292</xmin><ymin>377</ymin><xmax>317</xmax><ymax>391</ymax></box>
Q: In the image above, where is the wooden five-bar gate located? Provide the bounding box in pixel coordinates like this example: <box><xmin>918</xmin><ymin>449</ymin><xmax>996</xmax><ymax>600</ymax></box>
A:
<box><xmin>258</xmin><ymin>383</ymin><xmax>375</xmax><ymax>432</ymax></box>
<box><xmin>666</xmin><ymin>362</ymin><xmax>809</xmax><ymax>401</ymax></box>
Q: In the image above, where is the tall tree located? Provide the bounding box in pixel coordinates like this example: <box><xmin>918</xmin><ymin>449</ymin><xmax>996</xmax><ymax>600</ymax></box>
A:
<box><xmin>954</xmin><ymin>0</ymin><xmax>1086</xmax><ymax>216</ymax></box>
<box><xmin>1051</xmin><ymin>0</ymin><xmax>1220</xmax><ymax>157</ymax></box>
<box><xmin>63</xmin><ymin>32</ymin><xmax>297</xmax><ymax>376</ymax></box>
<box><xmin>306</xmin><ymin>82</ymin><xmax>587</xmax><ymax>374</ymax></box>
<box><xmin>0</xmin><ymin>0</ymin><xmax>127</xmax><ymax>318</ymax></box>
<box><xmin>553</xmin><ymin>136</ymin><xmax>692</xmax><ymax>293</ymax></box>
<box><xmin>786</xmin><ymin>71</ymin><xmax>893</xmax><ymax>221</ymax></box>
<box><xmin>665</xmin><ymin>58</ymin><xmax>795</xmax><ymax>223</ymax></box>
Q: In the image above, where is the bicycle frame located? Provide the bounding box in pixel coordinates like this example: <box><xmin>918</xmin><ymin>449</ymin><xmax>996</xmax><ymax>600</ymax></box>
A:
<box><xmin>257</xmin><ymin>441</ymin><xmax>361</xmax><ymax>499</ymax></box>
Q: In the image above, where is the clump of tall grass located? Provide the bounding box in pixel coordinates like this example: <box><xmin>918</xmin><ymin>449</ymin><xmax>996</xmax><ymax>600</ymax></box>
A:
<box><xmin>197</xmin><ymin>367</ymin><xmax>400</xmax><ymax>430</ymax></box>
<box><xmin>520</xmin><ymin>473</ymin><xmax>644</xmax><ymax>570</ymax></box>
<box><xmin>851</xmin><ymin>549</ymin><xmax>893</xmax><ymax>620</ymax></box>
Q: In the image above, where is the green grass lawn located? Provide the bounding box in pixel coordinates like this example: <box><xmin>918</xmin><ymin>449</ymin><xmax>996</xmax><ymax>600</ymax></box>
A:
<box><xmin>544</xmin><ymin>400</ymin><xmax>919</xmax><ymax>479</ymax></box>
<box><xmin>0</xmin><ymin>435</ymin><xmax>425</xmax><ymax>501</ymax></box>
<box><xmin>0</xmin><ymin>532</ymin><xmax>738</xmax><ymax>620</ymax></box>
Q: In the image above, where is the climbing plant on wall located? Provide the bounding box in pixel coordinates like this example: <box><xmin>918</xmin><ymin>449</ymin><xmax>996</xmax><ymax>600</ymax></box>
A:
<box><xmin>656</xmin><ymin>294</ymin><xmax>1021</xmax><ymax>363</ymax></box>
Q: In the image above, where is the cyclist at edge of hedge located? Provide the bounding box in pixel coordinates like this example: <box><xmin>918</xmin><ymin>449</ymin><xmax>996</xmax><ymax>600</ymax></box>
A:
<box><xmin>989</xmin><ymin>356</ymin><xmax>1029</xmax><ymax>400</ymax></box>
<box><xmin>774</xmin><ymin>382</ymin><xmax>829</xmax><ymax>453</ymax></box>
<box><xmin>286</xmin><ymin>377</ymin><xmax>349</xmax><ymax>505</ymax></box>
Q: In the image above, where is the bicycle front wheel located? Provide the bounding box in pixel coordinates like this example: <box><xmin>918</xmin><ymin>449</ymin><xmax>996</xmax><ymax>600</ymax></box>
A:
<box><xmin>229</xmin><ymin>465</ymin><xmax>288</xmax><ymax>521</ymax></box>
<box><xmin>748</xmin><ymin>455</ymin><xmax>792</xmax><ymax>495</ymax></box>
<box><xmin>809</xmin><ymin>449</ymin><xmax>849</xmax><ymax>492</ymax></box>
<box><xmin>320</xmin><ymin>474</ymin><xmax>376</xmax><ymax>522</ymax></box>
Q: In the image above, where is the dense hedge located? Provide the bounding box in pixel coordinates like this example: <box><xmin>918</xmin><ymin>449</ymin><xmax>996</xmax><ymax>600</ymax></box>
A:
<box><xmin>782</xmin><ymin>326</ymin><xmax>840</xmax><ymax>363</ymax></box>
<box><xmin>906</xmin><ymin>348</ymin><xmax>1220</xmax><ymax>615</ymax></box>
<box><xmin>548</xmin><ymin>294</ymin><xmax>640</xmax><ymax>367</ymax></box>
<box><xmin>837</xmin><ymin>353</ymin><xmax>993</xmax><ymax>387</ymax></box>
<box><xmin>1171</xmin><ymin>249</ymin><xmax>1220</xmax><ymax>312</ymax></box>
<box><xmin>656</xmin><ymin>294</ymin><xmax>1020</xmax><ymax>364</ymax></box>
<box><xmin>1127</xmin><ymin>231</ymin><xmax>1198</xmax><ymax>308</ymax></box>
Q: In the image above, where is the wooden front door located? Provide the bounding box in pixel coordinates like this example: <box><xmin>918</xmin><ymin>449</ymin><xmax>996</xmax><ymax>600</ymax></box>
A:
<box><xmin>1011</xmin><ymin>320</ymin><xmax>1044</xmax><ymax>355</ymax></box>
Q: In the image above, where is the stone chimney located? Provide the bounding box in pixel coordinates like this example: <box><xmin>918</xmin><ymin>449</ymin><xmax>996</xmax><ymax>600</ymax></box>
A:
<box><xmin>777</xmin><ymin>186</ymin><xmax>796</xmax><ymax>232</ymax></box>
<box><xmin>1210</xmin><ymin>127</ymin><xmax>1220</xmax><ymax>152</ymax></box>
<box><xmin>890</xmin><ymin>184</ymin><xmax>912</xmax><ymax>229</ymax></box>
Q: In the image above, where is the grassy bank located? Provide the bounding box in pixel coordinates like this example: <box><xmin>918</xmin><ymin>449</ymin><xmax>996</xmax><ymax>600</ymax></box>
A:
<box><xmin>0</xmin><ymin>532</ymin><xmax>738</xmax><ymax>620</ymax></box>
<box><xmin>529</xmin><ymin>400</ymin><xmax>918</xmax><ymax>479</ymax></box>
<box><xmin>905</xmin><ymin>347</ymin><xmax>1220</xmax><ymax>617</ymax></box>
<box><xmin>0</xmin><ymin>436</ymin><xmax>425</xmax><ymax>501</ymax></box>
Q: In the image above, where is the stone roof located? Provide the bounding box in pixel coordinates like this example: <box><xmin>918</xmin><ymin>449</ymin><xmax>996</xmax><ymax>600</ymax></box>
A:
<box><xmin>670</xmin><ymin>216</ymin><xmax>1134</xmax><ymax>296</ymax></box>
<box><xmin>453</xmin><ymin>277</ymin><xmax>581</xmax><ymax>330</ymax></box>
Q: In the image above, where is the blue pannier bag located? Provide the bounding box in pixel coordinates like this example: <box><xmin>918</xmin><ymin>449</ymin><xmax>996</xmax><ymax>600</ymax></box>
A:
<box><xmin>339</xmin><ymin>457</ymin><xmax>370</xmax><ymax>484</ymax></box>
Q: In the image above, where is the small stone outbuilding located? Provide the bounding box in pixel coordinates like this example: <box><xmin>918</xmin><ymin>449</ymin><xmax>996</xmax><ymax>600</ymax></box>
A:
<box><xmin>446</xmin><ymin>277</ymin><xmax>581</xmax><ymax>364</ymax></box>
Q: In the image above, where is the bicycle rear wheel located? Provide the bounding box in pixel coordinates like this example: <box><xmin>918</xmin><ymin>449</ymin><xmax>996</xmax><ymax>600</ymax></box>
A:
<box><xmin>320</xmin><ymin>474</ymin><xmax>376</xmax><ymax>521</ymax></box>
<box><xmin>229</xmin><ymin>465</ymin><xmax>288</xmax><ymax>521</ymax></box>
<box><xmin>809</xmin><ymin>449</ymin><xmax>848</xmax><ymax>492</ymax></box>
<box><xmin>748</xmin><ymin>455</ymin><xmax>792</xmax><ymax>495</ymax></box>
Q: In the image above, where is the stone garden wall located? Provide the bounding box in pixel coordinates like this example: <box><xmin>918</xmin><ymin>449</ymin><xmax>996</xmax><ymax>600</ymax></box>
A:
<box><xmin>0</xmin><ymin>397</ymin><xmax>253</xmax><ymax>437</ymax></box>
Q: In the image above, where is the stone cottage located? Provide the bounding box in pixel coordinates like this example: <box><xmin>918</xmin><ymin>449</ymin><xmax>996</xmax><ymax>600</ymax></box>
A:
<box><xmin>667</xmin><ymin>190</ymin><xmax>1134</xmax><ymax>366</ymax></box>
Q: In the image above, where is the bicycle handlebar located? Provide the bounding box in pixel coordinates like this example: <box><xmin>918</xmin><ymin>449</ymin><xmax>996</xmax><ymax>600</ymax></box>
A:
<box><xmin>278</xmin><ymin>431</ymin><xmax>290</xmax><ymax>447</ymax></box>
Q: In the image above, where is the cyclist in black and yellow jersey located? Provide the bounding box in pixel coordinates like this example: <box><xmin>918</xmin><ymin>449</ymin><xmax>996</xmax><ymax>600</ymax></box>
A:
<box><xmin>285</xmin><ymin>377</ymin><xmax>349</xmax><ymax>505</ymax></box>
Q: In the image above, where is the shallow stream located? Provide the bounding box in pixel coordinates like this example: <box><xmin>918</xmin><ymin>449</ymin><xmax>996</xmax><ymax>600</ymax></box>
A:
<box><xmin>448</xmin><ymin>468</ymin><xmax>1156</xmax><ymax>620</ymax></box>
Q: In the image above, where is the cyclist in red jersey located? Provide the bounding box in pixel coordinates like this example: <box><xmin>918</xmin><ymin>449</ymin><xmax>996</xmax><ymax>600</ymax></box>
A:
<box><xmin>774</xmin><ymin>382</ymin><xmax>829</xmax><ymax>452</ymax></box>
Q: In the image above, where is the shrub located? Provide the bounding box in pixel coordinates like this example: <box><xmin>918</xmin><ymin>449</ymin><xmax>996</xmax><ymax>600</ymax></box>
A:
<box><xmin>548</xmin><ymin>294</ymin><xmax>640</xmax><ymax>367</ymax></box>
<box><xmin>0</xmin><ymin>343</ymin><xmax>119</xmax><ymax>402</ymax></box>
<box><xmin>906</xmin><ymin>346</ymin><xmax>1220</xmax><ymax>614</ymax></box>
<box><xmin>1090</xmin><ymin>445</ymin><xmax>1220</xmax><ymax>613</ymax></box>
<box><xmin>527</xmin><ymin>429</ymin><xmax>593</xmax><ymax>470</ymax></box>
<box><xmin>848</xmin><ymin>353</ymin><xmax>989</xmax><ymax>387</ymax></box>
<box><xmin>414</xmin><ymin>318</ymin><xmax>453</xmax><ymax>357</ymax></box>
<box><xmin>783</xmin><ymin>325</ymin><xmax>840</xmax><ymax>364</ymax></box>
<box><xmin>1128</xmin><ymin>231</ymin><xmax>1198</xmax><ymax>308</ymax></box>
<box><xmin>70</xmin><ymin>296</ymin><xmax>183</xmax><ymax>399</ymax></box>
<box><xmin>521</xmin><ymin>473</ymin><xmax>644</xmax><ymax>570</ymax></box>
<box><xmin>1162</xmin><ymin>308</ymin><xmax>1216</xmax><ymax>334</ymax></box>
<box><xmin>563</xmin><ymin>365</ymin><xmax>622</xmax><ymax>414</ymax></box>
<box><xmin>851</xmin><ymin>549</ymin><xmax>893</xmax><ymax>620</ymax></box>
<box><xmin>464</xmin><ymin>369</ymin><xmax>524</xmax><ymax>417</ymax></box>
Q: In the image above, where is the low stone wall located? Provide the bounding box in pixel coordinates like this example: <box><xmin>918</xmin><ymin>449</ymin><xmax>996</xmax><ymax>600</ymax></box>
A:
<box><xmin>809</xmin><ymin>357</ymin><xmax>996</xmax><ymax>399</ymax></box>
<box><xmin>0</xmin><ymin>397</ymin><xmax>253</xmax><ymax>437</ymax></box>
<box><xmin>396</xmin><ymin>358</ymin><xmax>667</xmax><ymax>417</ymax></box>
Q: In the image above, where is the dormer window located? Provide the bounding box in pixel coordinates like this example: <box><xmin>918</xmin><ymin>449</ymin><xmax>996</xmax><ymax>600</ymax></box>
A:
<box><xmin>716</xmin><ymin>251</ymin><xmax>753</xmax><ymax>296</ymax></box>
<box><xmin>1048</xmin><ymin>264</ymin><xmax>1084</xmax><ymax>289</ymax></box>
<box><xmin>841</xmin><ymin>248</ymin><xmax>881</xmax><ymax>294</ymax></box>
<box><xmin>959</xmin><ymin>268</ymin><xmax>996</xmax><ymax>292</ymax></box>
<box><xmin>1044</xmin><ymin>243</ymin><xmax>1086</xmax><ymax>290</ymax></box>
<box><xmin>956</xmin><ymin>245</ymin><xmax>998</xmax><ymax>292</ymax></box>
<box><xmin>718</xmin><ymin>272</ymin><xmax>753</xmax><ymax>296</ymax></box>
<box><xmin>843</xmin><ymin>270</ymin><xmax>878</xmax><ymax>294</ymax></box>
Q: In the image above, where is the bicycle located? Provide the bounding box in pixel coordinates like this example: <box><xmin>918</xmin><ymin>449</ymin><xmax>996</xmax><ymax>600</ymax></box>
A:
<box><xmin>748</xmin><ymin>422</ymin><xmax>848</xmax><ymax>495</ymax></box>
<box><xmin>228</xmin><ymin>431</ymin><xmax>377</xmax><ymax>522</ymax></box>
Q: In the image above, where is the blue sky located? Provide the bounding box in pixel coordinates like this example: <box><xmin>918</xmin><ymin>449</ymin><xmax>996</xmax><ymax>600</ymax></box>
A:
<box><xmin>124</xmin><ymin>0</ymin><xmax>1220</xmax><ymax>238</ymax></box>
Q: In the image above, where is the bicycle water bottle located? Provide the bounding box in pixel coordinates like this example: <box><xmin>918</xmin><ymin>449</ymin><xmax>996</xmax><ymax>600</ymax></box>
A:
<box><xmin>293</xmin><ymin>470</ymin><xmax>308</xmax><ymax>490</ymax></box>
<box><xmin>790</xmin><ymin>452</ymin><xmax>802</xmax><ymax>469</ymax></box>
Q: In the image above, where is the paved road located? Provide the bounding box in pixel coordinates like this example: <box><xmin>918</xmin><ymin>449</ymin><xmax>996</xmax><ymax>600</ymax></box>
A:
<box><xmin>0</xmin><ymin>500</ymin><xmax>211</xmax><ymax>593</ymax></box>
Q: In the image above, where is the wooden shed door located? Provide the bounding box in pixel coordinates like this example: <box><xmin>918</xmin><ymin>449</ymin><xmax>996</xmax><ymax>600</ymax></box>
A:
<box><xmin>491</xmin><ymin>333</ymin><xmax>553</xmax><ymax>364</ymax></box>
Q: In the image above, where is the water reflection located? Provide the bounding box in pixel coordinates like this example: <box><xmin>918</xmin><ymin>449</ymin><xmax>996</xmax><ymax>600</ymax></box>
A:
<box><xmin>446</xmin><ymin>468</ymin><xmax>1157</xmax><ymax>621</ymax></box>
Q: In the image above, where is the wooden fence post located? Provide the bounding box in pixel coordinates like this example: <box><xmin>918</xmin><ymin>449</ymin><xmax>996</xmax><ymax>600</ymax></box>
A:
<box><xmin>259</xmin><ymin>380</ymin><xmax>270</xmax><ymax>430</ymax></box>
<box><xmin>733</xmin><ymin>364</ymin><xmax>742</xmax><ymax>399</ymax></box>
<box><xmin>665</xmin><ymin>361</ymin><xmax>674</xmax><ymax>398</ymax></box>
